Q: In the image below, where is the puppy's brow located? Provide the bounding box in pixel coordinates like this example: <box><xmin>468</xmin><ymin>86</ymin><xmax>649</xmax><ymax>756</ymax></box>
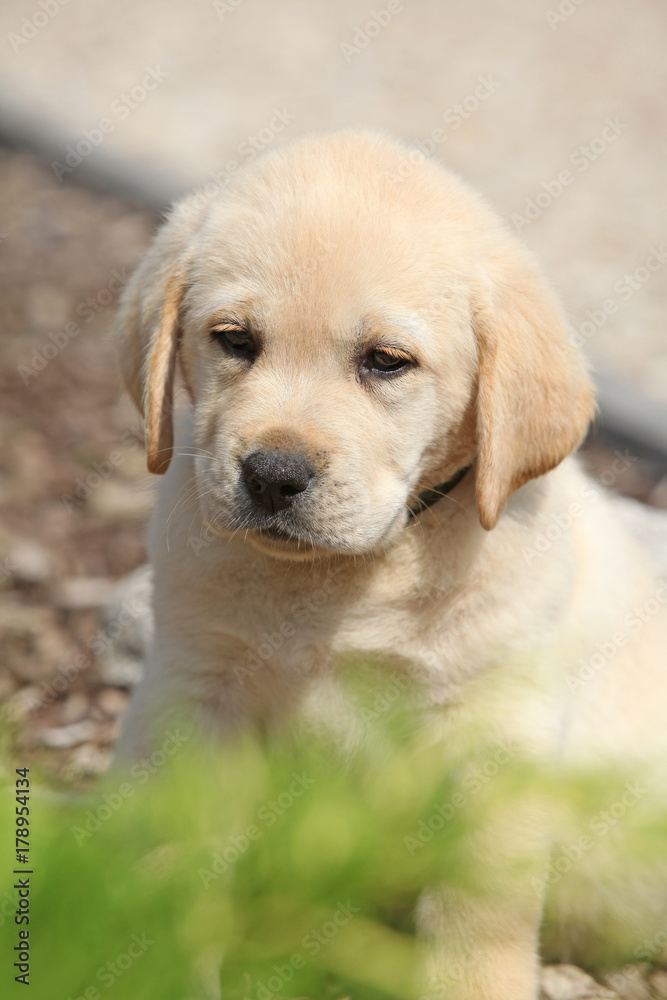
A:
<box><xmin>207</xmin><ymin>305</ymin><xmax>252</xmax><ymax>326</ymax></box>
<box><xmin>355</xmin><ymin>314</ymin><xmax>431</xmax><ymax>355</ymax></box>
<box><xmin>209</xmin><ymin>314</ymin><xmax>248</xmax><ymax>332</ymax></box>
<box><xmin>183</xmin><ymin>290</ymin><xmax>258</xmax><ymax>330</ymax></box>
<box><xmin>360</xmin><ymin>313</ymin><xmax>431</xmax><ymax>337</ymax></box>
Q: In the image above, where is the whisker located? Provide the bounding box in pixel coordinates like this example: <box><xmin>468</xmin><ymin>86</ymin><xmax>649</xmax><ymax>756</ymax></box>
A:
<box><xmin>164</xmin><ymin>483</ymin><xmax>220</xmax><ymax>551</ymax></box>
<box><xmin>171</xmin><ymin>449</ymin><xmax>216</xmax><ymax>460</ymax></box>
<box><xmin>165</xmin><ymin>479</ymin><xmax>200</xmax><ymax>524</ymax></box>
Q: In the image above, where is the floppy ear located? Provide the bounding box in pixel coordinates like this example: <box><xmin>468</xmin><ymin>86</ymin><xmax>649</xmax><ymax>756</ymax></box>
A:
<box><xmin>141</xmin><ymin>273</ymin><xmax>185</xmax><ymax>475</ymax></box>
<box><xmin>114</xmin><ymin>197</ymin><xmax>204</xmax><ymax>474</ymax></box>
<box><xmin>473</xmin><ymin>255</ymin><xmax>596</xmax><ymax>530</ymax></box>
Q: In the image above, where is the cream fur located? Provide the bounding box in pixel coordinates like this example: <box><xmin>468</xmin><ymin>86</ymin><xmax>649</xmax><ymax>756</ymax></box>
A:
<box><xmin>113</xmin><ymin>130</ymin><xmax>667</xmax><ymax>999</ymax></box>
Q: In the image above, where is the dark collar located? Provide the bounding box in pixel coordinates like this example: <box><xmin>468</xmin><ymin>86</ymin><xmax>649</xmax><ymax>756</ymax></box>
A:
<box><xmin>408</xmin><ymin>464</ymin><xmax>473</xmax><ymax>520</ymax></box>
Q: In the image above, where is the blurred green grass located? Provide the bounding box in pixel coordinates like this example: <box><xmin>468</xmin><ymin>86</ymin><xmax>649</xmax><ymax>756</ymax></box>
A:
<box><xmin>1</xmin><ymin>689</ymin><xmax>665</xmax><ymax>1000</ymax></box>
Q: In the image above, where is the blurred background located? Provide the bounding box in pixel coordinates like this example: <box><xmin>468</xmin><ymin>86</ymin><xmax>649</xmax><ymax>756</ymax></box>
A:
<box><xmin>0</xmin><ymin>0</ymin><xmax>666</xmax><ymax>781</ymax></box>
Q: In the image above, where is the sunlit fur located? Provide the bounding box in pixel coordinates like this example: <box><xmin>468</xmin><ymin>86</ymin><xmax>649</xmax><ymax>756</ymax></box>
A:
<box><xmin>113</xmin><ymin>130</ymin><xmax>667</xmax><ymax>999</ymax></box>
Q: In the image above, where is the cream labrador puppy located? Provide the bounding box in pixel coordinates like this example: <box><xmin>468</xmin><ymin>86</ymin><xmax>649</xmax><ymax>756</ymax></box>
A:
<box><xmin>113</xmin><ymin>129</ymin><xmax>667</xmax><ymax>999</ymax></box>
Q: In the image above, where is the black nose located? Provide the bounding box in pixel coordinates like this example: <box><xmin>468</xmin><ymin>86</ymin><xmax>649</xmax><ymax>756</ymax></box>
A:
<box><xmin>241</xmin><ymin>450</ymin><xmax>314</xmax><ymax>513</ymax></box>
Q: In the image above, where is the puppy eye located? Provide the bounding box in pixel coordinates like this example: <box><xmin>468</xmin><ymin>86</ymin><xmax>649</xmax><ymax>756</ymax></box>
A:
<box><xmin>361</xmin><ymin>349</ymin><xmax>413</xmax><ymax>376</ymax></box>
<box><xmin>211</xmin><ymin>326</ymin><xmax>256</xmax><ymax>360</ymax></box>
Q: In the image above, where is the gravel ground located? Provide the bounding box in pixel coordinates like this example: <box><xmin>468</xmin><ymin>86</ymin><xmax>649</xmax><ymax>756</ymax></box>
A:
<box><xmin>0</xmin><ymin>148</ymin><xmax>154</xmax><ymax>782</ymax></box>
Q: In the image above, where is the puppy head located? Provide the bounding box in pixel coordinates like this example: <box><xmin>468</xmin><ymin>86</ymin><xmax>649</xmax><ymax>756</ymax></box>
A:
<box><xmin>115</xmin><ymin>130</ymin><xmax>595</xmax><ymax>557</ymax></box>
